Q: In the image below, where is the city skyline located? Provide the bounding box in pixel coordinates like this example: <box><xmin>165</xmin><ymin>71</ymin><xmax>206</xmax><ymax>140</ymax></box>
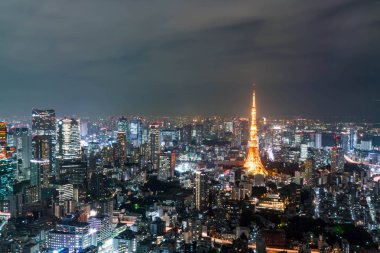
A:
<box><xmin>1</xmin><ymin>1</ymin><xmax>380</xmax><ymax>253</ymax></box>
<box><xmin>0</xmin><ymin>80</ymin><xmax>379</xmax><ymax>252</ymax></box>
<box><xmin>0</xmin><ymin>0</ymin><xmax>379</xmax><ymax>119</ymax></box>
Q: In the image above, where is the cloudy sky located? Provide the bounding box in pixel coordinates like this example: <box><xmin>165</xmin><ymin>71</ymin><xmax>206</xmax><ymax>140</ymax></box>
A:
<box><xmin>0</xmin><ymin>0</ymin><xmax>379</xmax><ymax>119</ymax></box>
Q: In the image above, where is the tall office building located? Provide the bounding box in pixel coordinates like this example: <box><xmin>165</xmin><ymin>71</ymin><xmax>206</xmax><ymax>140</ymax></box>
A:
<box><xmin>195</xmin><ymin>171</ymin><xmax>208</xmax><ymax>212</ymax></box>
<box><xmin>57</xmin><ymin>118</ymin><xmax>81</xmax><ymax>159</ymax></box>
<box><xmin>59</xmin><ymin>159</ymin><xmax>87</xmax><ymax>185</ymax></box>
<box><xmin>0</xmin><ymin>158</ymin><xmax>16</xmax><ymax>213</ymax></box>
<box><xmin>331</xmin><ymin>147</ymin><xmax>344</xmax><ymax>172</ymax></box>
<box><xmin>349</xmin><ymin>129</ymin><xmax>357</xmax><ymax>150</ymax></box>
<box><xmin>149</xmin><ymin>123</ymin><xmax>161</xmax><ymax>169</ymax></box>
<box><xmin>158</xmin><ymin>152</ymin><xmax>171</xmax><ymax>181</ymax></box>
<box><xmin>315</xmin><ymin>132</ymin><xmax>322</xmax><ymax>149</ymax></box>
<box><xmin>160</xmin><ymin>129</ymin><xmax>177</xmax><ymax>148</ymax></box>
<box><xmin>300</xmin><ymin>144</ymin><xmax>308</xmax><ymax>161</ymax></box>
<box><xmin>32</xmin><ymin>109</ymin><xmax>57</xmax><ymax>174</ymax></box>
<box><xmin>11</xmin><ymin>127</ymin><xmax>31</xmax><ymax>180</ymax></box>
<box><xmin>341</xmin><ymin>133</ymin><xmax>350</xmax><ymax>152</ymax></box>
<box><xmin>115</xmin><ymin>131</ymin><xmax>126</xmax><ymax>167</ymax></box>
<box><xmin>129</xmin><ymin>118</ymin><xmax>143</xmax><ymax>147</ymax></box>
<box><xmin>194</xmin><ymin>124</ymin><xmax>203</xmax><ymax>145</ymax></box>
<box><xmin>116</xmin><ymin>118</ymin><xmax>128</xmax><ymax>166</ymax></box>
<box><xmin>80</xmin><ymin>121</ymin><xmax>88</xmax><ymax>138</ymax></box>
<box><xmin>170</xmin><ymin>151</ymin><xmax>176</xmax><ymax>178</ymax></box>
<box><xmin>0</xmin><ymin>122</ymin><xmax>7</xmax><ymax>159</ymax></box>
<box><xmin>181</xmin><ymin>124</ymin><xmax>192</xmax><ymax>144</ymax></box>
<box><xmin>31</xmin><ymin>136</ymin><xmax>53</xmax><ymax>196</ymax></box>
<box><xmin>304</xmin><ymin>158</ymin><xmax>315</xmax><ymax>185</ymax></box>
<box><xmin>117</xmin><ymin>117</ymin><xmax>128</xmax><ymax>135</ymax></box>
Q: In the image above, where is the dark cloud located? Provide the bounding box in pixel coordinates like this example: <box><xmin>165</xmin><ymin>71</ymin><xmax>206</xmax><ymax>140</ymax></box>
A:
<box><xmin>0</xmin><ymin>0</ymin><xmax>379</xmax><ymax>119</ymax></box>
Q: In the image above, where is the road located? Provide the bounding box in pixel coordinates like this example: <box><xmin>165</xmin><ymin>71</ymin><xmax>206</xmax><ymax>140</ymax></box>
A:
<box><xmin>211</xmin><ymin>237</ymin><xmax>319</xmax><ymax>253</ymax></box>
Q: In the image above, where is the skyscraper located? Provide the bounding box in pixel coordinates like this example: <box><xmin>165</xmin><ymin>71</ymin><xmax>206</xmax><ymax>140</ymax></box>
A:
<box><xmin>117</xmin><ymin>117</ymin><xmax>129</xmax><ymax>135</ymax></box>
<box><xmin>31</xmin><ymin>135</ymin><xmax>53</xmax><ymax>195</ymax></box>
<box><xmin>331</xmin><ymin>147</ymin><xmax>344</xmax><ymax>172</ymax></box>
<box><xmin>32</xmin><ymin>109</ymin><xmax>57</xmax><ymax>174</ymax></box>
<box><xmin>66</xmin><ymin>118</ymin><xmax>80</xmax><ymax>158</ymax></box>
<box><xmin>158</xmin><ymin>152</ymin><xmax>171</xmax><ymax>181</ymax></box>
<box><xmin>115</xmin><ymin>131</ymin><xmax>126</xmax><ymax>167</ymax></box>
<box><xmin>58</xmin><ymin>159</ymin><xmax>87</xmax><ymax>185</ymax></box>
<box><xmin>170</xmin><ymin>151</ymin><xmax>176</xmax><ymax>178</ymax></box>
<box><xmin>11</xmin><ymin>127</ymin><xmax>31</xmax><ymax>180</ymax></box>
<box><xmin>195</xmin><ymin>171</ymin><xmax>208</xmax><ymax>212</ymax></box>
<box><xmin>349</xmin><ymin>129</ymin><xmax>357</xmax><ymax>151</ymax></box>
<box><xmin>244</xmin><ymin>85</ymin><xmax>268</xmax><ymax>176</ymax></box>
<box><xmin>149</xmin><ymin>123</ymin><xmax>161</xmax><ymax>169</ymax></box>
<box><xmin>0</xmin><ymin>158</ymin><xmax>16</xmax><ymax>213</ymax></box>
<box><xmin>315</xmin><ymin>132</ymin><xmax>322</xmax><ymax>149</ymax></box>
<box><xmin>129</xmin><ymin>118</ymin><xmax>143</xmax><ymax>147</ymax></box>
<box><xmin>57</xmin><ymin>118</ymin><xmax>81</xmax><ymax>159</ymax></box>
<box><xmin>0</xmin><ymin>122</ymin><xmax>7</xmax><ymax>159</ymax></box>
<box><xmin>300</xmin><ymin>144</ymin><xmax>308</xmax><ymax>161</ymax></box>
<box><xmin>32</xmin><ymin>109</ymin><xmax>56</xmax><ymax>136</ymax></box>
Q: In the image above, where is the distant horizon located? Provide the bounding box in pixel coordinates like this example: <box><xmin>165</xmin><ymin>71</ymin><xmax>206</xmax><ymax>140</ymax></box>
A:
<box><xmin>1</xmin><ymin>112</ymin><xmax>379</xmax><ymax>124</ymax></box>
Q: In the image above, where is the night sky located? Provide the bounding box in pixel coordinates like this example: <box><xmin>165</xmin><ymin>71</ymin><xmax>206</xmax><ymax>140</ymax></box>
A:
<box><xmin>0</xmin><ymin>0</ymin><xmax>379</xmax><ymax>119</ymax></box>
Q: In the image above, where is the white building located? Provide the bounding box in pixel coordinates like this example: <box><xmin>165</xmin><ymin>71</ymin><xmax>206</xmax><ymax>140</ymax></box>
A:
<box><xmin>47</xmin><ymin>218</ymin><xmax>94</xmax><ymax>253</ymax></box>
<box><xmin>88</xmin><ymin>214</ymin><xmax>112</xmax><ymax>245</ymax></box>
<box><xmin>58</xmin><ymin>118</ymin><xmax>81</xmax><ymax>159</ymax></box>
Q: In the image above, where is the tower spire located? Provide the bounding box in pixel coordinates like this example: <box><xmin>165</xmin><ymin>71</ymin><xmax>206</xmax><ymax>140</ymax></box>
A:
<box><xmin>244</xmin><ymin>84</ymin><xmax>268</xmax><ymax>175</ymax></box>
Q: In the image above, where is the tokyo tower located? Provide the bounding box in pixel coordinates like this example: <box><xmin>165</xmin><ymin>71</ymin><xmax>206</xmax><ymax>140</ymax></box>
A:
<box><xmin>244</xmin><ymin>85</ymin><xmax>268</xmax><ymax>175</ymax></box>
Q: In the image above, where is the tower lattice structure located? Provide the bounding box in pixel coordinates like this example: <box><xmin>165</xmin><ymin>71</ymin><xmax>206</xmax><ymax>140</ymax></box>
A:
<box><xmin>244</xmin><ymin>85</ymin><xmax>268</xmax><ymax>175</ymax></box>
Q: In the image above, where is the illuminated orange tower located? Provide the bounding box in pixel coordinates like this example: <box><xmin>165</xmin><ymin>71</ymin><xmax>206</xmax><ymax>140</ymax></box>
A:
<box><xmin>244</xmin><ymin>85</ymin><xmax>268</xmax><ymax>175</ymax></box>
